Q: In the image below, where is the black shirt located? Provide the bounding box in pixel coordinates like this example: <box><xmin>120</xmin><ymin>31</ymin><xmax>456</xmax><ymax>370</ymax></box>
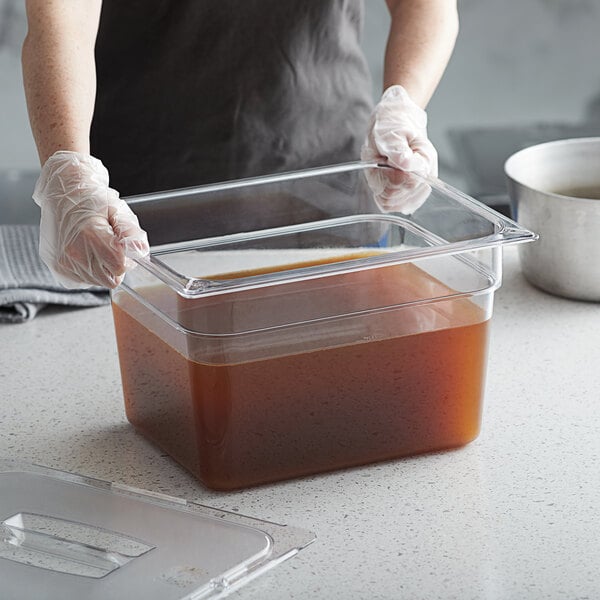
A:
<box><xmin>91</xmin><ymin>0</ymin><xmax>373</xmax><ymax>196</ymax></box>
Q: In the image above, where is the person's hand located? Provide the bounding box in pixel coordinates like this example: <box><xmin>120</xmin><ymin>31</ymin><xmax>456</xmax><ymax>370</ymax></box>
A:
<box><xmin>362</xmin><ymin>166</ymin><xmax>433</xmax><ymax>215</ymax></box>
<box><xmin>33</xmin><ymin>151</ymin><xmax>149</xmax><ymax>289</ymax></box>
<box><xmin>361</xmin><ymin>84</ymin><xmax>437</xmax><ymax>214</ymax></box>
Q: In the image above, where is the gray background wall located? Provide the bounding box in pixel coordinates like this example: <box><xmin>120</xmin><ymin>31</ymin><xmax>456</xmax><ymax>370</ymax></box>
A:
<box><xmin>1</xmin><ymin>0</ymin><xmax>600</xmax><ymax>218</ymax></box>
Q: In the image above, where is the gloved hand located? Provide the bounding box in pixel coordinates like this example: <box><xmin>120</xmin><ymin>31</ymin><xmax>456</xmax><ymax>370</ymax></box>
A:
<box><xmin>361</xmin><ymin>84</ymin><xmax>438</xmax><ymax>214</ymax></box>
<box><xmin>33</xmin><ymin>151</ymin><xmax>149</xmax><ymax>289</ymax></box>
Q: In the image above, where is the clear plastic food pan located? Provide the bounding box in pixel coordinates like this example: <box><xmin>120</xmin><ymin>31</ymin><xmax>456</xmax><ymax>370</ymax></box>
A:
<box><xmin>112</xmin><ymin>162</ymin><xmax>535</xmax><ymax>490</ymax></box>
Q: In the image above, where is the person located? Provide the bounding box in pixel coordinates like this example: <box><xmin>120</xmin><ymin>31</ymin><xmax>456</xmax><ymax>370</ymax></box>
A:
<box><xmin>22</xmin><ymin>0</ymin><xmax>459</xmax><ymax>289</ymax></box>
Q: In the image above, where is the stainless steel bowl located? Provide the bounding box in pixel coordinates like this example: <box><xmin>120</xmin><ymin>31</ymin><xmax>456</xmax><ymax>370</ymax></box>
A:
<box><xmin>505</xmin><ymin>137</ymin><xmax>600</xmax><ymax>301</ymax></box>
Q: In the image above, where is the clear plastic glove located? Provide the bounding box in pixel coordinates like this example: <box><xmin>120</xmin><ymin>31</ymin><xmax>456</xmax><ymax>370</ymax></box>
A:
<box><xmin>33</xmin><ymin>151</ymin><xmax>149</xmax><ymax>289</ymax></box>
<box><xmin>363</xmin><ymin>166</ymin><xmax>433</xmax><ymax>215</ymax></box>
<box><xmin>361</xmin><ymin>84</ymin><xmax>438</xmax><ymax>214</ymax></box>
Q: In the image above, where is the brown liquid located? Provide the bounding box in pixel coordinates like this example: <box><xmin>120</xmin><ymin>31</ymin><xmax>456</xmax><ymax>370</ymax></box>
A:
<box><xmin>205</xmin><ymin>250</ymin><xmax>383</xmax><ymax>280</ymax></box>
<box><xmin>113</xmin><ymin>260</ymin><xmax>490</xmax><ymax>490</ymax></box>
<box><xmin>553</xmin><ymin>186</ymin><xmax>600</xmax><ymax>199</ymax></box>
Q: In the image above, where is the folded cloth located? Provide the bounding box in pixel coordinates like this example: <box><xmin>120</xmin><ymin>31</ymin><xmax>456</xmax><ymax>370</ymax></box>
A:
<box><xmin>0</xmin><ymin>225</ymin><xmax>109</xmax><ymax>324</ymax></box>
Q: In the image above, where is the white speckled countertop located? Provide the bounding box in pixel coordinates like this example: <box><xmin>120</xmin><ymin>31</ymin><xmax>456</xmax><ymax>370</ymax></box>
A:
<box><xmin>2</xmin><ymin>246</ymin><xmax>600</xmax><ymax>599</ymax></box>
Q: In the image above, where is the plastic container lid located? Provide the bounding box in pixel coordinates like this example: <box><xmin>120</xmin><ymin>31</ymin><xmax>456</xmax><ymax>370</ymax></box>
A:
<box><xmin>0</xmin><ymin>460</ymin><xmax>315</xmax><ymax>599</ymax></box>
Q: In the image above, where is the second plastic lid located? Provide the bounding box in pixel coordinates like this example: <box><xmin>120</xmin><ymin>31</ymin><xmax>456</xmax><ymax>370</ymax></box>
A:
<box><xmin>0</xmin><ymin>460</ymin><xmax>315</xmax><ymax>600</ymax></box>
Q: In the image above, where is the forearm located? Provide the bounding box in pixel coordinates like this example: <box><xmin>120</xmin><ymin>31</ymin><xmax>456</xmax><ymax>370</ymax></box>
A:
<box><xmin>22</xmin><ymin>0</ymin><xmax>102</xmax><ymax>165</ymax></box>
<box><xmin>384</xmin><ymin>0</ymin><xmax>459</xmax><ymax>107</ymax></box>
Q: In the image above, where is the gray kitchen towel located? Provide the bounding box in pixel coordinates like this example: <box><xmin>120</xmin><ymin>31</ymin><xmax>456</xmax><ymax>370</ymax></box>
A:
<box><xmin>0</xmin><ymin>225</ymin><xmax>109</xmax><ymax>324</ymax></box>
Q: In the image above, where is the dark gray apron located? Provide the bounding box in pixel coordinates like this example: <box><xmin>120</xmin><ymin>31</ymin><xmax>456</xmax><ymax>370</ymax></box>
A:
<box><xmin>91</xmin><ymin>0</ymin><xmax>373</xmax><ymax>196</ymax></box>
